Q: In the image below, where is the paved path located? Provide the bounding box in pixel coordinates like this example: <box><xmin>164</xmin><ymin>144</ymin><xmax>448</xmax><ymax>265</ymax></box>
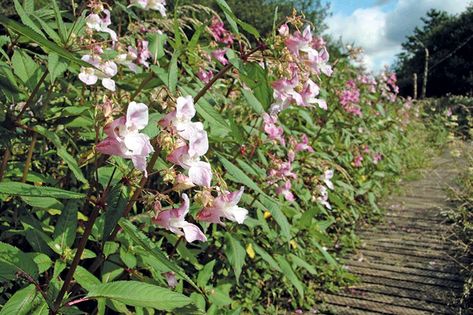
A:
<box><xmin>319</xmin><ymin>149</ymin><xmax>467</xmax><ymax>314</ymax></box>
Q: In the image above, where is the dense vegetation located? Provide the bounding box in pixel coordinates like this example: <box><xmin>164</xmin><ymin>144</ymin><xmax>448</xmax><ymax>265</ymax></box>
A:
<box><xmin>0</xmin><ymin>0</ymin><xmax>452</xmax><ymax>314</ymax></box>
<box><xmin>395</xmin><ymin>6</ymin><xmax>473</xmax><ymax>97</ymax></box>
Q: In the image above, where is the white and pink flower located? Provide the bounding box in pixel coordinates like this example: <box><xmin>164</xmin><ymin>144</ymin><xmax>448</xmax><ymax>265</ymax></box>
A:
<box><xmin>197</xmin><ymin>187</ymin><xmax>248</xmax><ymax>224</ymax></box>
<box><xmin>129</xmin><ymin>0</ymin><xmax>166</xmax><ymax>16</ymax></box>
<box><xmin>79</xmin><ymin>55</ymin><xmax>118</xmax><ymax>91</ymax></box>
<box><xmin>96</xmin><ymin>102</ymin><xmax>154</xmax><ymax>175</ymax></box>
<box><xmin>153</xmin><ymin>194</ymin><xmax>207</xmax><ymax>243</ymax></box>
<box><xmin>85</xmin><ymin>9</ymin><xmax>117</xmax><ymax>42</ymax></box>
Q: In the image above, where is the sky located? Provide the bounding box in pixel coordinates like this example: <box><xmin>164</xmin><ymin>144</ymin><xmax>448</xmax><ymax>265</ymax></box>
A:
<box><xmin>324</xmin><ymin>0</ymin><xmax>471</xmax><ymax>73</ymax></box>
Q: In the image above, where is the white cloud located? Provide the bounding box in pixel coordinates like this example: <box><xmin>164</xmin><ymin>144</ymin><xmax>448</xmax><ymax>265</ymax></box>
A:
<box><xmin>326</xmin><ymin>0</ymin><xmax>471</xmax><ymax>72</ymax></box>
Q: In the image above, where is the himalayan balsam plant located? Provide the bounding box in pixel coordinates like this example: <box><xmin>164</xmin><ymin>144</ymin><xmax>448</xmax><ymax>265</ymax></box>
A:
<box><xmin>0</xmin><ymin>0</ymin><xmax>431</xmax><ymax>314</ymax></box>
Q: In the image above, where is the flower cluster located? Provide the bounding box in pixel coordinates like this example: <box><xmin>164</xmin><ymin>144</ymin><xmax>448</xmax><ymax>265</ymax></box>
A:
<box><xmin>156</xmin><ymin>96</ymin><xmax>249</xmax><ymax>242</ymax></box>
<box><xmin>209</xmin><ymin>16</ymin><xmax>234</xmax><ymax>45</ymax></box>
<box><xmin>339</xmin><ymin>80</ymin><xmax>362</xmax><ymax>117</ymax></box>
<box><xmin>160</xmin><ymin>96</ymin><xmax>211</xmax><ymax>187</ymax></box>
<box><xmin>379</xmin><ymin>68</ymin><xmax>399</xmax><ymax>102</ymax></box>
<box><xmin>269</xmin><ymin>25</ymin><xmax>331</xmax><ymax>115</ymax></box>
<box><xmin>96</xmin><ymin>102</ymin><xmax>154</xmax><ymax>175</ymax></box>
<box><xmin>79</xmin><ymin>2</ymin><xmax>155</xmax><ymax>90</ymax></box>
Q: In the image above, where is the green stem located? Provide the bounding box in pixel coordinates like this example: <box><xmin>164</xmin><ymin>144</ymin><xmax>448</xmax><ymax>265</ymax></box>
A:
<box><xmin>16</xmin><ymin>70</ymin><xmax>48</xmax><ymax>121</ymax></box>
<box><xmin>51</xmin><ymin>168</ymin><xmax>117</xmax><ymax>314</ymax></box>
<box><xmin>21</xmin><ymin>133</ymin><xmax>37</xmax><ymax>183</ymax></box>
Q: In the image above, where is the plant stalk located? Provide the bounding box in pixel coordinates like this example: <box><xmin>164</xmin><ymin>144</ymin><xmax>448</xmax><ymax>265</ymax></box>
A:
<box><xmin>21</xmin><ymin>133</ymin><xmax>37</xmax><ymax>182</ymax></box>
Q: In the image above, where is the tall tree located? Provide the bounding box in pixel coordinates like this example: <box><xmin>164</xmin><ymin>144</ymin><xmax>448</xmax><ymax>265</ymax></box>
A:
<box><xmin>394</xmin><ymin>6</ymin><xmax>473</xmax><ymax>97</ymax></box>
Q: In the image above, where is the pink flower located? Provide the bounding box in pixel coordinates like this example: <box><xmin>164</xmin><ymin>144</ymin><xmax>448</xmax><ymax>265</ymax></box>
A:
<box><xmin>96</xmin><ymin>102</ymin><xmax>154</xmax><ymax>175</ymax></box>
<box><xmin>130</xmin><ymin>0</ymin><xmax>166</xmax><ymax>16</ymax></box>
<box><xmin>197</xmin><ymin>187</ymin><xmax>248</xmax><ymax>224</ymax></box>
<box><xmin>153</xmin><ymin>194</ymin><xmax>207</xmax><ymax>243</ymax></box>
<box><xmin>160</xmin><ymin>96</ymin><xmax>209</xmax><ymax>157</ymax></box>
<box><xmin>79</xmin><ymin>55</ymin><xmax>118</xmax><ymax>91</ymax></box>
<box><xmin>322</xmin><ymin>169</ymin><xmax>334</xmax><ymax>190</ymax></box>
<box><xmin>373</xmin><ymin>153</ymin><xmax>383</xmax><ymax>165</ymax></box>
<box><xmin>294</xmin><ymin>134</ymin><xmax>314</xmax><ymax>153</ymax></box>
<box><xmin>211</xmin><ymin>49</ymin><xmax>228</xmax><ymax>65</ymax></box>
<box><xmin>353</xmin><ymin>155</ymin><xmax>363</xmax><ymax>168</ymax></box>
<box><xmin>163</xmin><ymin>272</ymin><xmax>177</xmax><ymax>288</ymax></box>
<box><xmin>209</xmin><ymin>16</ymin><xmax>234</xmax><ymax>45</ymax></box>
<box><xmin>278</xmin><ymin>23</ymin><xmax>289</xmax><ymax>36</ymax></box>
<box><xmin>299</xmin><ymin>79</ymin><xmax>327</xmax><ymax>110</ymax></box>
<box><xmin>197</xmin><ymin>68</ymin><xmax>213</xmax><ymax>84</ymax></box>
<box><xmin>263</xmin><ymin>113</ymin><xmax>285</xmax><ymax>146</ymax></box>
<box><xmin>306</xmin><ymin>48</ymin><xmax>333</xmax><ymax>76</ymax></box>
<box><xmin>317</xmin><ymin>185</ymin><xmax>331</xmax><ymax>209</ymax></box>
<box><xmin>285</xmin><ymin>25</ymin><xmax>313</xmax><ymax>56</ymax></box>
<box><xmin>173</xmin><ymin>174</ymin><xmax>195</xmax><ymax>191</ymax></box>
<box><xmin>86</xmin><ymin>9</ymin><xmax>117</xmax><ymax>42</ymax></box>
<box><xmin>276</xmin><ymin>180</ymin><xmax>295</xmax><ymax>202</ymax></box>
<box><xmin>167</xmin><ymin>145</ymin><xmax>212</xmax><ymax>187</ymax></box>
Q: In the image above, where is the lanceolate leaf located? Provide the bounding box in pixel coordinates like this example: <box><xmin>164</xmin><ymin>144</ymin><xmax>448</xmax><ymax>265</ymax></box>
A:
<box><xmin>0</xmin><ymin>182</ymin><xmax>85</xmax><ymax>199</ymax></box>
<box><xmin>53</xmin><ymin>200</ymin><xmax>79</xmax><ymax>250</ymax></box>
<box><xmin>118</xmin><ymin>219</ymin><xmax>200</xmax><ymax>292</ymax></box>
<box><xmin>34</xmin><ymin>125</ymin><xmax>88</xmax><ymax>184</ymax></box>
<box><xmin>217</xmin><ymin>154</ymin><xmax>264</xmax><ymax>195</ymax></box>
<box><xmin>224</xmin><ymin>233</ymin><xmax>246</xmax><ymax>282</ymax></box>
<box><xmin>0</xmin><ymin>284</ymin><xmax>42</xmax><ymax>315</ymax></box>
<box><xmin>274</xmin><ymin>255</ymin><xmax>304</xmax><ymax>300</ymax></box>
<box><xmin>86</xmin><ymin>281</ymin><xmax>192</xmax><ymax>310</ymax></box>
<box><xmin>0</xmin><ymin>15</ymin><xmax>90</xmax><ymax>67</ymax></box>
<box><xmin>0</xmin><ymin>242</ymin><xmax>38</xmax><ymax>281</ymax></box>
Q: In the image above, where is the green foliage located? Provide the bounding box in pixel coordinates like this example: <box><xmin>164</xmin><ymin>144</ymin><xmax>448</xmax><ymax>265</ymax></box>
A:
<box><xmin>395</xmin><ymin>6</ymin><xmax>473</xmax><ymax>97</ymax></box>
<box><xmin>0</xmin><ymin>1</ymin><xmax>452</xmax><ymax>314</ymax></box>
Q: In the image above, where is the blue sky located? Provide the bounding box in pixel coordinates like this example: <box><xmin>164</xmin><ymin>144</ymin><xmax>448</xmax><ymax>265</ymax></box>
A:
<box><xmin>324</xmin><ymin>0</ymin><xmax>470</xmax><ymax>72</ymax></box>
<box><xmin>327</xmin><ymin>0</ymin><xmax>395</xmax><ymax>15</ymax></box>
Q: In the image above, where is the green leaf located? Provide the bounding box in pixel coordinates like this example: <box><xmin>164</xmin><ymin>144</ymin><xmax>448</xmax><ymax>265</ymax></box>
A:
<box><xmin>252</xmin><ymin>244</ymin><xmax>281</xmax><ymax>272</ymax></box>
<box><xmin>0</xmin><ymin>242</ymin><xmax>38</xmax><ymax>281</ymax></box>
<box><xmin>74</xmin><ymin>265</ymin><xmax>101</xmax><ymax>291</ymax></box>
<box><xmin>0</xmin><ymin>15</ymin><xmax>90</xmax><ymax>67</ymax></box>
<box><xmin>21</xmin><ymin>196</ymin><xmax>63</xmax><ymax>209</ymax></box>
<box><xmin>102</xmin><ymin>185</ymin><xmax>128</xmax><ymax>241</ymax></box>
<box><xmin>48</xmin><ymin>52</ymin><xmax>68</xmax><ymax>83</ymax></box>
<box><xmin>118</xmin><ymin>219</ymin><xmax>200</xmax><ymax>292</ymax></box>
<box><xmin>0</xmin><ymin>182</ymin><xmax>85</xmax><ymax>199</ymax></box>
<box><xmin>241</xmin><ymin>89</ymin><xmax>264</xmax><ymax>114</ymax></box>
<box><xmin>0</xmin><ymin>284</ymin><xmax>40</xmax><ymax>315</ymax></box>
<box><xmin>314</xmin><ymin>242</ymin><xmax>337</xmax><ymax>266</ymax></box>
<box><xmin>216</xmin><ymin>0</ymin><xmax>260</xmax><ymax>38</ymax></box>
<box><xmin>86</xmin><ymin>281</ymin><xmax>192</xmax><ymax>311</ymax></box>
<box><xmin>188</xmin><ymin>24</ymin><xmax>204</xmax><ymax>50</ymax></box>
<box><xmin>32</xmin><ymin>253</ymin><xmax>52</xmax><ymax>273</ymax></box>
<box><xmin>34</xmin><ymin>125</ymin><xmax>88</xmax><ymax>184</ymax></box>
<box><xmin>11</xmin><ymin>50</ymin><xmax>40</xmax><ymax>90</ymax></box>
<box><xmin>168</xmin><ymin>49</ymin><xmax>180</xmax><ymax>93</ymax></box>
<box><xmin>224</xmin><ymin>234</ymin><xmax>246</xmax><ymax>282</ymax></box>
<box><xmin>274</xmin><ymin>255</ymin><xmax>304</xmax><ymax>300</ymax></box>
<box><xmin>196</xmin><ymin>260</ymin><xmax>215</xmax><ymax>288</ymax></box>
<box><xmin>259</xmin><ymin>196</ymin><xmax>291</xmax><ymax>241</ymax></box>
<box><xmin>179</xmin><ymin>86</ymin><xmax>231</xmax><ymax>132</ymax></box>
<box><xmin>53</xmin><ymin>200</ymin><xmax>78</xmax><ymax>250</ymax></box>
<box><xmin>215</xmin><ymin>0</ymin><xmax>239</xmax><ymax>34</ymax></box>
<box><xmin>148</xmin><ymin>32</ymin><xmax>167</xmax><ymax>62</ymax></box>
<box><xmin>217</xmin><ymin>154</ymin><xmax>263</xmax><ymax>195</ymax></box>
<box><xmin>51</xmin><ymin>0</ymin><xmax>67</xmax><ymax>43</ymax></box>
<box><xmin>13</xmin><ymin>0</ymin><xmax>44</xmax><ymax>37</ymax></box>
<box><xmin>289</xmin><ymin>254</ymin><xmax>317</xmax><ymax>275</ymax></box>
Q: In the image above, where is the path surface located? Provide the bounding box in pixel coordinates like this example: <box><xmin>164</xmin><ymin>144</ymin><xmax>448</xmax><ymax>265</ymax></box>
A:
<box><xmin>319</xmin><ymin>149</ymin><xmax>467</xmax><ymax>314</ymax></box>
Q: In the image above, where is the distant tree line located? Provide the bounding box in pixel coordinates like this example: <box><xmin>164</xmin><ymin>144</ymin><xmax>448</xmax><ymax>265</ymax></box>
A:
<box><xmin>394</xmin><ymin>6</ymin><xmax>473</xmax><ymax>97</ymax></box>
